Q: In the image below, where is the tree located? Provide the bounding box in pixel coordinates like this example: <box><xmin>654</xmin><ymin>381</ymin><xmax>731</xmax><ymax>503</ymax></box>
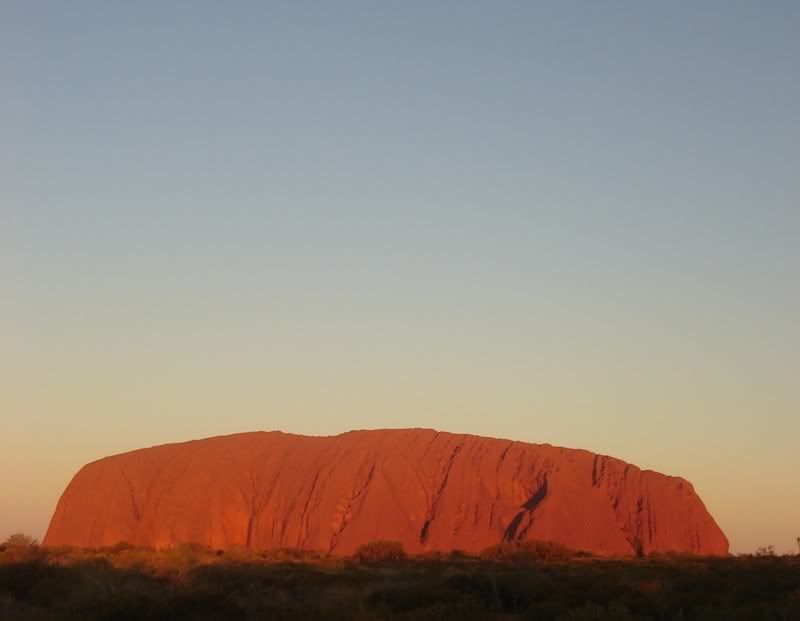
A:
<box><xmin>2</xmin><ymin>533</ymin><xmax>39</xmax><ymax>547</ymax></box>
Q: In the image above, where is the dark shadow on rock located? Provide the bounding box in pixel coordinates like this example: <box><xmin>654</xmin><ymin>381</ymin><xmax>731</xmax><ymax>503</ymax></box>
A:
<box><xmin>503</xmin><ymin>477</ymin><xmax>548</xmax><ymax>541</ymax></box>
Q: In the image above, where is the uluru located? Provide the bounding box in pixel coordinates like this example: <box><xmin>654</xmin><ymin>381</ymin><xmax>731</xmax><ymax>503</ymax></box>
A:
<box><xmin>43</xmin><ymin>429</ymin><xmax>728</xmax><ymax>556</ymax></box>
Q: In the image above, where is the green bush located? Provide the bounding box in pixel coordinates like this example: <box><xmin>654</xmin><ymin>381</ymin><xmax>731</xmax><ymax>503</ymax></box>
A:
<box><xmin>353</xmin><ymin>540</ymin><xmax>406</xmax><ymax>563</ymax></box>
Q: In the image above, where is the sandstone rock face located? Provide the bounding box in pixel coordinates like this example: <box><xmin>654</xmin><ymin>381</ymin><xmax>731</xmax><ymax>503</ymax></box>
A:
<box><xmin>44</xmin><ymin>429</ymin><xmax>728</xmax><ymax>555</ymax></box>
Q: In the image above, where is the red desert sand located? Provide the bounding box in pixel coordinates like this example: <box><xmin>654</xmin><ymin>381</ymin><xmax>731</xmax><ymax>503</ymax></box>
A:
<box><xmin>44</xmin><ymin>429</ymin><xmax>728</xmax><ymax>556</ymax></box>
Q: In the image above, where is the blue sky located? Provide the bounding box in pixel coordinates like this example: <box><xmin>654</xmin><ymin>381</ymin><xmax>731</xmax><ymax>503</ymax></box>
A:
<box><xmin>1</xmin><ymin>1</ymin><xmax>798</xmax><ymax>552</ymax></box>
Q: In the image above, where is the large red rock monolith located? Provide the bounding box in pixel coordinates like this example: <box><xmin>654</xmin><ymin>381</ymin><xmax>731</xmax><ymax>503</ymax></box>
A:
<box><xmin>44</xmin><ymin>429</ymin><xmax>728</xmax><ymax>555</ymax></box>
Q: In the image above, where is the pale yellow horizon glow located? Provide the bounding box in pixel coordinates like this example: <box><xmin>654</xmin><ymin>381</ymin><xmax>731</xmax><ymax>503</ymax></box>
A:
<box><xmin>1</xmin><ymin>286</ymin><xmax>797</xmax><ymax>554</ymax></box>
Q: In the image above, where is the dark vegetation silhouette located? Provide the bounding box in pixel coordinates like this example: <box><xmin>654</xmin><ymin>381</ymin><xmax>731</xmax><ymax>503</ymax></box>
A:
<box><xmin>480</xmin><ymin>539</ymin><xmax>580</xmax><ymax>562</ymax></box>
<box><xmin>353</xmin><ymin>540</ymin><xmax>407</xmax><ymax>563</ymax></box>
<box><xmin>2</xmin><ymin>536</ymin><xmax>800</xmax><ymax>620</ymax></box>
<box><xmin>1</xmin><ymin>534</ymin><xmax>39</xmax><ymax>547</ymax></box>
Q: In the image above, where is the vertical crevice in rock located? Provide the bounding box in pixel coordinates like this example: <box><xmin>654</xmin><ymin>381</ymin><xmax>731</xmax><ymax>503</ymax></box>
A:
<box><xmin>419</xmin><ymin>441</ymin><xmax>464</xmax><ymax>546</ymax></box>
<box><xmin>503</xmin><ymin>476</ymin><xmax>548</xmax><ymax>542</ymax></box>
<box><xmin>329</xmin><ymin>461</ymin><xmax>376</xmax><ymax>552</ymax></box>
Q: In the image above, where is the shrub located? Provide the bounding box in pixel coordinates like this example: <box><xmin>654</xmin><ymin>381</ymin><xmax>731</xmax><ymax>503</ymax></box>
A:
<box><xmin>166</xmin><ymin>542</ymin><xmax>209</xmax><ymax>568</ymax></box>
<box><xmin>755</xmin><ymin>545</ymin><xmax>776</xmax><ymax>557</ymax></box>
<box><xmin>448</xmin><ymin>549</ymin><xmax>471</xmax><ymax>561</ymax></box>
<box><xmin>218</xmin><ymin>545</ymin><xmax>242</xmax><ymax>561</ymax></box>
<box><xmin>647</xmin><ymin>549</ymin><xmax>696</xmax><ymax>561</ymax></box>
<box><xmin>480</xmin><ymin>539</ymin><xmax>574</xmax><ymax>563</ymax></box>
<box><xmin>2</xmin><ymin>533</ymin><xmax>39</xmax><ymax>547</ymax></box>
<box><xmin>107</xmin><ymin>541</ymin><xmax>134</xmax><ymax>553</ymax></box>
<box><xmin>0</xmin><ymin>545</ymin><xmax>44</xmax><ymax>564</ymax></box>
<box><xmin>260</xmin><ymin>547</ymin><xmax>323</xmax><ymax>562</ymax></box>
<box><xmin>0</xmin><ymin>534</ymin><xmax>42</xmax><ymax>564</ymax></box>
<box><xmin>353</xmin><ymin>540</ymin><xmax>406</xmax><ymax>563</ymax></box>
<box><xmin>561</xmin><ymin>602</ymin><xmax>638</xmax><ymax>620</ymax></box>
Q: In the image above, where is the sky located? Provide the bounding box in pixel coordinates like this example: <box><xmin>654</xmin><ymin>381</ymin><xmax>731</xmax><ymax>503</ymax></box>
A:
<box><xmin>1</xmin><ymin>1</ymin><xmax>798</xmax><ymax>554</ymax></box>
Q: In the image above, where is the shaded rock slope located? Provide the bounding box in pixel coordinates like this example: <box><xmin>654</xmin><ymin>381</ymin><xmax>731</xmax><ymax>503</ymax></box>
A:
<box><xmin>44</xmin><ymin>429</ymin><xmax>728</xmax><ymax>555</ymax></box>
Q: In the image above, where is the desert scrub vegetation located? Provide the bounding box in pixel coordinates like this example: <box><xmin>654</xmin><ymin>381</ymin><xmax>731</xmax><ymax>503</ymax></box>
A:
<box><xmin>1</xmin><ymin>534</ymin><xmax>39</xmax><ymax>548</ymax></box>
<box><xmin>480</xmin><ymin>539</ymin><xmax>581</xmax><ymax>563</ymax></box>
<box><xmin>0</xmin><ymin>534</ymin><xmax>42</xmax><ymax>565</ymax></box>
<box><xmin>2</xmin><ymin>541</ymin><xmax>800</xmax><ymax>620</ymax></box>
<box><xmin>353</xmin><ymin>540</ymin><xmax>407</xmax><ymax>563</ymax></box>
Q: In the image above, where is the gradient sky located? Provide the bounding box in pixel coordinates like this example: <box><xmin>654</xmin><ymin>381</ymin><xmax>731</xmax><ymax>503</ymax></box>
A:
<box><xmin>1</xmin><ymin>1</ymin><xmax>798</xmax><ymax>554</ymax></box>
